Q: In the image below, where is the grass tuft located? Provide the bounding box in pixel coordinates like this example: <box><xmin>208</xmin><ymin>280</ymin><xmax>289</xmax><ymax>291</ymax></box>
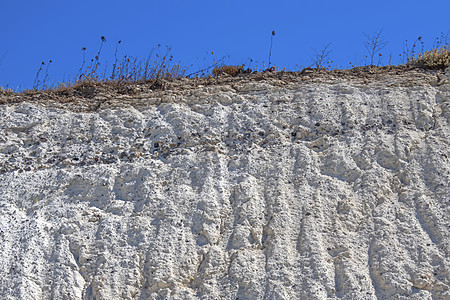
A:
<box><xmin>212</xmin><ymin>64</ymin><xmax>246</xmax><ymax>77</ymax></box>
<box><xmin>409</xmin><ymin>46</ymin><xmax>450</xmax><ymax>69</ymax></box>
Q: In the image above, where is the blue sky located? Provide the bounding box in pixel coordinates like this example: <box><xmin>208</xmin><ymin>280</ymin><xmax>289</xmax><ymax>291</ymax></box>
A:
<box><xmin>1</xmin><ymin>0</ymin><xmax>449</xmax><ymax>90</ymax></box>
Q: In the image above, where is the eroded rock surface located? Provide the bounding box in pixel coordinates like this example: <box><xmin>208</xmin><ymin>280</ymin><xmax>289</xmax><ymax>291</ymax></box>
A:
<box><xmin>0</xmin><ymin>69</ymin><xmax>449</xmax><ymax>299</ymax></box>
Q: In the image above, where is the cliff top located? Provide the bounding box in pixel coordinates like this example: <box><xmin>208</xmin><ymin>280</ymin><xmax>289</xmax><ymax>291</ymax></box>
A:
<box><xmin>1</xmin><ymin>65</ymin><xmax>449</xmax><ymax>112</ymax></box>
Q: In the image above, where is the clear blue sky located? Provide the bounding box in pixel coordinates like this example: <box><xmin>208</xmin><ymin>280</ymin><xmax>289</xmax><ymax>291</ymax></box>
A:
<box><xmin>1</xmin><ymin>0</ymin><xmax>449</xmax><ymax>90</ymax></box>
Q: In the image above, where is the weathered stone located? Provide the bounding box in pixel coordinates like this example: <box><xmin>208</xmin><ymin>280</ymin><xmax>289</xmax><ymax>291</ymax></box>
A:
<box><xmin>0</xmin><ymin>70</ymin><xmax>449</xmax><ymax>299</ymax></box>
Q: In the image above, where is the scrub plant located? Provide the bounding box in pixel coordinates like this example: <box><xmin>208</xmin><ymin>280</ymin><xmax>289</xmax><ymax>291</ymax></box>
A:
<box><xmin>212</xmin><ymin>64</ymin><xmax>245</xmax><ymax>77</ymax></box>
<box><xmin>7</xmin><ymin>31</ymin><xmax>450</xmax><ymax>93</ymax></box>
<box><xmin>185</xmin><ymin>54</ymin><xmax>228</xmax><ymax>78</ymax></box>
<box><xmin>312</xmin><ymin>43</ymin><xmax>332</xmax><ymax>69</ymax></box>
<box><xmin>364</xmin><ymin>29</ymin><xmax>388</xmax><ymax>66</ymax></box>
<box><xmin>72</xmin><ymin>39</ymin><xmax>187</xmax><ymax>87</ymax></box>
<box><xmin>409</xmin><ymin>46</ymin><xmax>450</xmax><ymax>69</ymax></box>
<box><xmin>111</xmin><ymin>44</ymin><xmax>186</xmax><ymax>82</ymax></box>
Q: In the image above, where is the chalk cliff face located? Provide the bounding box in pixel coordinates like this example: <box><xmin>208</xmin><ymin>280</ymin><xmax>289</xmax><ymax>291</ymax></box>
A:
<box><xmin>0</xmin><ymin>68</ymin><xmax>449</xmax><ymax>299</ymax></box>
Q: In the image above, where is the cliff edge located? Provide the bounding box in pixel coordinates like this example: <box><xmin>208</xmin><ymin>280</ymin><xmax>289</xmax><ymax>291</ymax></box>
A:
<box><xmin>1</xmin><ymin>66</ymin><xmax>449</xmax><ymax>299</ymax></box>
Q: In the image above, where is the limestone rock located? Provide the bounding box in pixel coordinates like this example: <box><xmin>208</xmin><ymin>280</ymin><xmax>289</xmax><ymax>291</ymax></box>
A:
<box><xmin>0</xmin><ymin>70</ymin><xmax>449</xmax><ymax>299</ymax></box>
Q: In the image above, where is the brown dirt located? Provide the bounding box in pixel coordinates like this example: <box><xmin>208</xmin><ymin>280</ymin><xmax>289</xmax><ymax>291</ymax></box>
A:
<box><xmin>0</xmin><ymin>65</ymin><xmax>447</xmax><ymax>112</ymax></box>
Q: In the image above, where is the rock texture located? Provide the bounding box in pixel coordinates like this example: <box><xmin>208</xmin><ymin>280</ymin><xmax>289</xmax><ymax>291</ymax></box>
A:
<box><xmin>0</xmin><ymin>68</ymin><xmax>449</xmax><ymax>299</ymax></box>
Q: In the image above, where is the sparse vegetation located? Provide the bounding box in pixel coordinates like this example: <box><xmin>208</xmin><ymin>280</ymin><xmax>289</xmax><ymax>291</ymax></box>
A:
<box><xmin>402</xmin><ymin>36</ymin><xmax>424</xmax><ymax>63</ymax></box>
<box><xmin>364</xmin><ymin>29</ymin><xmax>388</xmax><ymax>66</ymax></box>
<box><xmin>3</xmin><ymin>31</ymin><xmax>450</xmax><ymax>93</ymax></box>
<box><xmin>0</xmin><ymin>86</ymin><xmax>13</xmax><ymax>95</ymax></box>
<box><xmin>33</xmin><ymin>60</ymin><xmax>52</xmax><ymax>90</ymax></box>
<box><xmin>78</xmin><ymin>39</ymin><xmax>187</xmax><ymax>84</ymax></box>
<box><xmin>30</xmin><ymin>39</ymin><xmax>189</xmax><ymax>93</ymax></box>
<box><xmin>212</xmin><ymin>64</ymin><xmax>245</xmax><ymax>77</ymax></box>
<box><xmin>311</xmin><ymin>43</ymin><xmax>333</xmax><ymax>70</ymax></box>
<box><xmin>185</xmin><ymin>53</ymin><xmax>229</xmax><ymax>78</ymax></box>
<box><xmin>409</xmin><ymin>46</ymin><xmax>450</xmax><ymax>69</ymax></box>
<box><xmin>109</xmin><ymin>46</ymin><xmax>186</xmax><ymax>82</ymax></box>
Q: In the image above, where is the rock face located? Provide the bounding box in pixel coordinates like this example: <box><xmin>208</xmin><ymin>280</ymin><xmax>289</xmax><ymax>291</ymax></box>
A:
<box><xmin>0</xmin><ymin>69</ymin><xmax>449</xmax><ymax>299</ymax></box>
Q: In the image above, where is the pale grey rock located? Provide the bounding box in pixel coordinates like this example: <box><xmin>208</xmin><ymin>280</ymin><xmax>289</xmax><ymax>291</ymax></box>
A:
<box><xmin>0</xmin><ymin>75</ymin><xmax>449</xmax><ymax>299</ymax></box>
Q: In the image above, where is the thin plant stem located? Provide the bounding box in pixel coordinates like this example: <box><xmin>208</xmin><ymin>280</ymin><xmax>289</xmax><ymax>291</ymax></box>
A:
<box><xmin>42</xmin><ymin>59</ymin><xmax>52</xmax><ymax>89</ymax></box>
<box><xmin>268</xmin><ymin>30</ymin><xmax>275</xmax><ymax>68</ymax></box>
<box><xmin>33</xmin><ymin>61</ymin><xmax>45</xmax><ymax>90</ymax></box>
<box><xmin>111</xmin><ymin>40</ymin><xmax>121</xmax><ymax>80</ymax></box>
<box><xmin>79</xmin><ymin>47</ymin><xmax>86</xmax><ymax>79</ymax></box>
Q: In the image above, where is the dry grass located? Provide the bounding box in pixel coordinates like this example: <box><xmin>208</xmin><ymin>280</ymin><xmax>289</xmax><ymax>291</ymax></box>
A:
<box><xmin>409</xmin><ymin>46</ymin><xmax>450</xmax><ymax>69</ymax></box>
<box><xmin>108</xmin><ymin>45</ymin><xmax>187</xmax><ymax>82</ymax></box>
<box><xmin>3</xmin><ymin>33</ymin><xmax>450</xmax><ymax>94</ymax></box>
<box><xmin>1</xmin><ymin>64</ymin><xmax>442</xmax><ymax>109</ymax></box>
<box><xmin>212</xmin><ymin>64</ymin><xmax>245</xmax><ymax>77</ymax></box>
<box><xmin>30</xmin><ymin>41</ymin><xmax>188</xmax><ymax>92</ymax></box>
<box><xmin>0</xmin><ymin>86</ymin><xmax>14</xmax><ymax>95</ymax></box>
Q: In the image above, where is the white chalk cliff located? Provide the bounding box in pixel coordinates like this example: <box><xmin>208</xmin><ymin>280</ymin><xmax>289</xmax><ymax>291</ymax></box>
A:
<box><xmin>0</xmin><ymin>67</ymin><xmax>449</xmax><ymax>299</ymax></box>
